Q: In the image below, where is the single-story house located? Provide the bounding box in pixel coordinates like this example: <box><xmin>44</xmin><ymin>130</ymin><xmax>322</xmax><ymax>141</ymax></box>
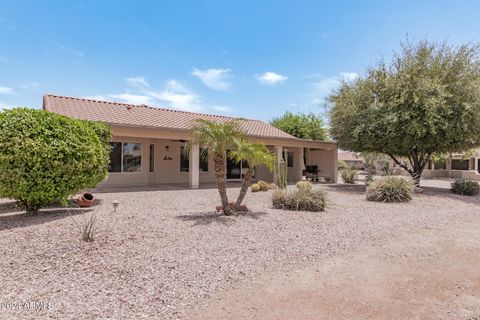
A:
<box><xmin>43</xmin><ymin>94</ymin><xmax>338</xmax><ymax>189</ymax></box>
<box><xmin>423</xmin><ymin>153</ymin><xmax>480</xmax><ymax>180</ymax></box>
<box><xmin>338</xmin><ymin>151</ymin><xmax>364</xmax><ymax>170</ymax></box>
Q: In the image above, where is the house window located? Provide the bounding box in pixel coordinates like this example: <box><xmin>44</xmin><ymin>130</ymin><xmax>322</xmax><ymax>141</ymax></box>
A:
<box><xmin>452</xmin><ymin>159</ymin><xmax>469</xmax><ymax>170</ymax></box>
<box><xmin>149</xmin><ymin>144</ymin><xmax>155</xmax><ymax>173</ymax></box>
<box><xmin>287</xmin><ymin>152</ymin><xmax>294</xmax><ymax>168</ymax></box>
<box><xmin>109</xmin><ymin>142</ymin><xmax>142</xmax><ymax>173</ymax></box>
<box><xmin>180</xmin><ymin>146</ymin><xmax>209</xmax><ymax>172</ymax></box>
<box><xmin>180</xmin><ymin>146</ymin><xmax>189</xmax><ymax>172</ymax></box>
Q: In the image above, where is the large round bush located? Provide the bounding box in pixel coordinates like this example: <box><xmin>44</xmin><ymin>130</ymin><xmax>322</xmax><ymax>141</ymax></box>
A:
<box><xmin>366</xmin><ymin>176</ymin><xmax>414</xmax><ymax>203</ymax></box>
<box><xmin>0</xmin><ymin>108</ymin><xmax>111</xmax><ymax>214</ymax></box>
<box><xmin>451</xmin><ymin>179</ymin><xmax>480</xmax><ymax>196</ymax></box>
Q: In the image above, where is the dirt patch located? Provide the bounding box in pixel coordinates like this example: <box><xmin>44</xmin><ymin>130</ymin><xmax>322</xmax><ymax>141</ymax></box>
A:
<box><xmin>187</xmin><ymin>221</ymin><xmax>480</xmax><ymax>319</ymax></box>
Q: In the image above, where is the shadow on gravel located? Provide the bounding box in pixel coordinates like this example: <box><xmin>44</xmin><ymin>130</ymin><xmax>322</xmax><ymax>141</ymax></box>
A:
<box><xmin>324</xmin><ymin>184</ymin><xmax>366</xmax><ymax>194</ymax></box>
<box><xmin>0</xmin><ymin>207</ymin><xmax>93</xmax><ymax>232</ymax></box>
<box><xmin>176</xmin><ymin>211</ymin><xmax>267</xmax><ymax>227</ymax></box>
<box><xmin>420</xmin><ymin>186</ymin><xmax>480</xmax><ymax>204</ymax></box>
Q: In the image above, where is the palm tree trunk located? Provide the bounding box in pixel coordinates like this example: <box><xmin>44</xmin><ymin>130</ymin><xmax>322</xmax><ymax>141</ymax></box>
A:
<box><xmin>235</xmin><ymin>168</ymin><xmax>253</xmax><ymax>211</ymax></box>
<box><xmin>214</xmin><ymin>154</ymin><xmax>232</xmax><ymax>215</ymax></box>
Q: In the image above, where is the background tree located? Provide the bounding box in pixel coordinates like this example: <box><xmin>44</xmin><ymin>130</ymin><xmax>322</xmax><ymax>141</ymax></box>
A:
<box><xmin>330</xmin><ymin>39</ymin><xmax>480</xmax><ymax>185</ymax></box>
<box><xmin>230</xmin><ymin>143</ymin><xmax>275</xmax><ymax>210</ymax></box>
<box><xmin>0</xmin><ymin>108</ymin><xmax>111</xmax><ymax>215</ymax></box>
<box><xmin>270</xmin><ymin>112</ymin><xmax>327</xmax><ymax>141</ymax></box>
<box><xmin>188</xmin><ymin>119</ymin><xmax>245</xmax><ymax>215</ymax></box>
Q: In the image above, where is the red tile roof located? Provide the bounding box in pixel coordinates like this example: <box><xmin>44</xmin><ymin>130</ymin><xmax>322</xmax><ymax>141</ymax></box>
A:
<box><xmin>43</xmin><ymin>94</ymin><xmax>296</xmax><ymax>140</ymax></box>
<box><xmin>338</xmin><ymin>151</ymin><xmax>363</xmax><ymax>162</ymax></box>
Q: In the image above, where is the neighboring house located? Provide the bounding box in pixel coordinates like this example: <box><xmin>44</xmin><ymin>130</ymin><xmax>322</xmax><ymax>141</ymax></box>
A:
<box><xmin>338</xmin><ymin>151</ymin><xmax>364</xmax><ymax>170</ymax></box>
<box><xmin>43</xmin><ymin>94</ymin><xmax>338</xmax><ymax>189</ymax></box>
<box><xmin>423</xmin><ymin>153</ymin><xmax>480</xmax><ymax>180</ymax></box>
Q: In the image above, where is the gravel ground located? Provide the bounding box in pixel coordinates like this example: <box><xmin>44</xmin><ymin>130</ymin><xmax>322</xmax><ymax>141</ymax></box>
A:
<box><xmin>0</xmin><ymin>181</ymin><xmax>479</xmax><ymax>319</ymax></box>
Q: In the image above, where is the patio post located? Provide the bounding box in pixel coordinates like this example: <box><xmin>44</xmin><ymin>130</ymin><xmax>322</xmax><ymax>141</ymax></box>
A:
<box><xmin>475</xmin><ymin>157</ymin><xmax>479</xmax><ymax>173</ymax></box>
<box><xmin>189</xmin><ymin>143</ymin><xmax>200</xmax><ymax>189</ymax></box>
<box><xmin>296</xmin><ymin>147</ymin><xmax>305</xmax><ymax>181</ymax></box>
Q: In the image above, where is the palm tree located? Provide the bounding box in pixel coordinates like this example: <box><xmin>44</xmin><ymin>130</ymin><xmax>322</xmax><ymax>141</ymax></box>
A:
<box><xmin>230</xmin><ymin>143</ymin><xmax>275</xmax><ymax>211</ymax></box>
<box><xmin>188</xmin><ymin>119</ymin><xmax>245</xmax><ymax>215</ymax></box>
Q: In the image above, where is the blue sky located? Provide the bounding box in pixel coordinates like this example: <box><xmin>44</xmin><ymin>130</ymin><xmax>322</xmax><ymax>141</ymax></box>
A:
<box><xmin>1</xmin><ymin>1</ymin><xmax>480</xmax><ymax>121</ymax></box>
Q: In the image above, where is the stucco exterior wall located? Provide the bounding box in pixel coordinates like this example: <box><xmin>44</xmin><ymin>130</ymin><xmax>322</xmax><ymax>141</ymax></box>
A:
<box><xmin>306</xmin><ymin>148</ymin><xmax>338</xmax><ymax>182</ymax></box>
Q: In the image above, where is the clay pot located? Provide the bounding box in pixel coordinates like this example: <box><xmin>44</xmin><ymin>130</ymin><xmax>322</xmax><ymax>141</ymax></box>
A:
<box><xmin>77</xmin><ymin>192</ymin><xmax>94</xmax><ymax>207</ymax></box>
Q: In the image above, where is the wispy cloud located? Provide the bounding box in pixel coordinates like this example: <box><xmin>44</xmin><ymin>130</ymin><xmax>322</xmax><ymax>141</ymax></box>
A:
<box><xmin>0</xmin><ymin>86</ymin><xmax>15</xmax><ymax>94</ymax></box>
<box><xmin>211</xmin><ymin>105</ymin><xmax>232</xmax><ymax>113</ymax></box>
<box><xmin>0</xmin><ymin>56</ymin><xmax>8</xmax><ymax>62</ymax></box>
<box><xmin>192</xmin><ymin>68</ymin><xmax>232</xmax><ymax>91</ymax></box>
<box><xmin>307</xmin><ymin>72</ymin><xmax>359</xmax><ymax>105</ymax></box>
<box><xmin>20</xmin><ymin>82</ymin><xmax>40</xmax><ymax>90</ymax></box>
<box><xmin>109</xmin><ymin>93</ymin><xmax>154</xmax><ymax>105</ymax></box>
<box><xmin>256</xmin><ymin>72</ymin><xmax>288</xmax><ymax>85</ymax></box>
<box><xmin>57</xmin><ymin>44</ymin><xmax>84</xmax><ymax>57</ymax></box>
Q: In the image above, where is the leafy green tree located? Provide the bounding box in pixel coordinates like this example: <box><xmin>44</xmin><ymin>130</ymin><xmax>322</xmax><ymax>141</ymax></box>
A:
<box><xmin>0</xmin><ymin>108</ymin><xmax>111</xmax><ymax>215</ymax></box>
<box><xmin>230</xmin><ymin>143</ymin><xmax>275</xmax><ymax>210</ymax></box>
<box><xmin>188</xmin><ymin>119</ymin><xmax>245</xmax><ymax>215</ymax></box>
<box><xmin>270</xmin><ymin>112</ymin><xmax>327</xmax><ymax>141</ymax></box>
<box><xmin>330</xmin><ymin>40</ymin><xmax>480</xmax><ymax>185</ymax></box>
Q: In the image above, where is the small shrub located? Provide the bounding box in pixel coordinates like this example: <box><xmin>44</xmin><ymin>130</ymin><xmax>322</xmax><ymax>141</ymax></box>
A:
<box><xmin>338</xmin><ymin>159</ymin><xmax>349</xmax><ymax>170</ymax></box>
<box><xmin>268</xmin><ymin>183</ymin><xmax>277</xmax><ymax>190</ymax></box>
<box><xmin>296</xmin><ymin>180</ymin><xmax>312</xmax><ymax>191</ymax></box>
<box><xmin>257</xmin><ymin>180</ymin><xmax>269</xmax><ymax>191</ymax></box>
<box><xmin>272</xmin><ymin>189</ymin><xmax>326</xmax><ymax>212</ymax></box>
<box><xmin>251</xmin><ymin>183</ymin><xmax>261</xmax><ymax>192</ymax></box>
<box><xmin>341</xmin><ymin>168</ymin><xmax>358</xmax><ymax>184</ymax></box>
<box><xmin>451</xmin><ymin>179</ymin><xmax>480</xmax><ymax>196</ymax></box>
<box><xmin>366</xmin><ymin>176</ymin><xmax>414</xmax><ymax>202</ymax></box>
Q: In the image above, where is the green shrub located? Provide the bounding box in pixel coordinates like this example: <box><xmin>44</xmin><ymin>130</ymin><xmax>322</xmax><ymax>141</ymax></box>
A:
<box><xmin>366</xmin><ymin>176</ymin><xmax>414</xmax><ymax>202</ymax></box>
<box><xmin>296</xmin><ymin>180</ymin><xmax>312</xmax><ymax>191</ymax></box>
<box><xmin>338</xmin><ymin>159</ymin><xmax>349</xmax><ymax>170</ymax></box>
<box><xmin>257</xmin><ymin>180</ymin><xmax>269</xmax><ymax>191</ymax></box>
<box><xmin>0</xmin><ymin>108</ymin><xmax>111</xmax><ymax>215</ymax></box>
<box><xmin>451</xmin><ymin>179</ymin><xmax>480</xmax><ymax>196</ymax></box>
<box><xmin>272</xmin><ymin>189</ymin><xmax>326</xmax><ymax>212</ymax></box>
<box><xmin>251</xmin><ymin>183</ymin><xmax>261</xmax><ymax>192</ymax></box>
<box><xmin>340</xmin><ymin>168</ymin><xmax>358</xmax><ymax>184</ymax></box>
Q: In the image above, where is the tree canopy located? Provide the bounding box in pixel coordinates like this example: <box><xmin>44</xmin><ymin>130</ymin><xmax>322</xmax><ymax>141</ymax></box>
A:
<box><xmin>330</xmin><ymin>39</ymin><xmax>480</xmax><ymax>184</ymax></box>
<box><xmin>270</xmin><ymin>112</ymin><xmax>327</xmax><ymax>141</ymax></box>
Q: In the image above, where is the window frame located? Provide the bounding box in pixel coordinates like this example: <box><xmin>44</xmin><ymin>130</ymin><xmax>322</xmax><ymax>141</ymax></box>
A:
<box><xmin>180</xmin><ymin>146</ymin><xmax>209</xmax><ymax>173</ymax></box>
<box><xmin>109</xmin><ymin>141</ymin><xmax>142</xmax><ymax>173</ymax></box>
<box><xmin>149</xmin><ymin>144</ymin><xmax>155</xmax><ymax>173</ymax></box>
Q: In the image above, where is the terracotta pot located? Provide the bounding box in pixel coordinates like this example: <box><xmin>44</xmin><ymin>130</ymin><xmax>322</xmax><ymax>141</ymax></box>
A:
<box><xmin>77</xmin><ymin>192</ymin><xmax>94</xmax><ymax>207</ymax></box>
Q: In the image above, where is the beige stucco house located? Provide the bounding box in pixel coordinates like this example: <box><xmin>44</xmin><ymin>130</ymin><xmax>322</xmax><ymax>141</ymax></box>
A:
<box><xmin>43</xmin><ymin>94</ymin><xmax>338</xmax><ymax>189</ymax></box>
<box><xmin>423</xmin><ymin>152</ymin><xmax>480</xmax><ymax>180</ymax></box>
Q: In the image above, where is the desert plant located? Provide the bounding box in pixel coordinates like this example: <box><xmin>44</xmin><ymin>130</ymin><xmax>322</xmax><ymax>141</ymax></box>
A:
<box><xmin>188</xmin><ymin>119</ymin><xmax>245</xmax><ymax>215</ymax></box>
<box><xmin>269</xmin><ymin>183</ymin><xmax>277</xmax><ymax>190</ymax></box>
<box><xmin>366</xmin><ymin>176</ymin><xmax>414</xmax><ymax>202</ymax></box>
<box><xmin>67</xmin><ymin>204</ymin><xmax>99</xmax><ymax>242</ymax></box>
<box><xmin>272</xmin><ymin>189</ymin><xmax>326</xmax><ymax>212</ymax></box>
<box><xmin>450</xmin><ymin>179</ymin><xmax>480</xmax><ymax>196</ymax></box>
<box><xmin>251</xmin><ymin>183</ymin><xmax>261</xmax><ymax>192</ymax></box>
<box><xmin>257</xmin><ymin>180</ymin><xmax>270</xmax><ymax>191</ymax></box>
<box><xmin>0</xmin><ymin>108</ymin><xmax>111</xmax><ymax>215</ymax></box>
<box><xmin>340</xmin><ymin>168</ymin><xmax>358</xmax><ymax>184</ymax></box>
<box><xmin>338</xmin><ymin>159</ymin><xmax>349</xmax><ymax>170</ymax></box>
<box><xmin>277</xmin><ymin>150</ymin><xmax>288</xmax><ymax>190</ymax></box>
<box><xmin>296</xmin><ymin>180</ymin><xmax>312</xmax><ymax>192</ymax></box>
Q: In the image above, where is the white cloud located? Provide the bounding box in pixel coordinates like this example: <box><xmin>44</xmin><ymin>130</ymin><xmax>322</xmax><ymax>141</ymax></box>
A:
<box><xmin>148</xmin><ymin>80</ymin><xmax>202</xmax><ymax>111</ymax></box>
<box><xmin>109</xmin><ymin>93</ymin><xmax>153</xmax><ymax>105</ymax></box>
<box><xmin>256</xmin><ymin>72</ymin><xmax>288</xmax><ymax>85</ymax></box>
<box><xmin>308</xmin><ymin>72</ymin><xmax>359</xmax><ymax>105</ymax></box>
<box><xmin>192</xmin><ymin>68</ymin><xmax>231</xmax><ymax>91</ymax></box>
<box><xmin>125</xmin><ymin>76</ymin><xmax>150</xmax><ymax>88</ymax></box>
<box><xmin>0</xmin><ymin>86</ymin><xmax>14</xmax><ymax>94</ymax></box>
<box><xmin>0</xmin><ymin>56</ymin><xmax>8</xmax><ymax>62</ymax></box>
<box><xmin>20</xmin><ymin>82</ymin><xmax>40</xmax><ymax>90</ymax></box>
<box><xmin>57</xmin><ymin>44</ymin><xmax>84</xmax><ymax>57</ymax></box>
